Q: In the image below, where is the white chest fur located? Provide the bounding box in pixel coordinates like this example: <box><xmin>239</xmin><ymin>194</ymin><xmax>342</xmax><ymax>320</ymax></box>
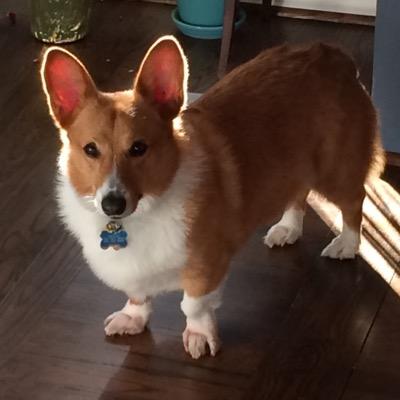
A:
<box><xmin>57</xmin><ymin>159</ymin><xmax>197</xmax><ymax>299</ymax></box>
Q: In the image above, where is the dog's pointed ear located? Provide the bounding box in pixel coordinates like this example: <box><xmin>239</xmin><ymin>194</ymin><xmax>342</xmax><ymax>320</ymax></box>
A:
<box><xmin>41</xmin><ymin>47</ymin><xmax>97</xmax><ymax>128</ymax></box>
<box><xmin>134</xmin><ymin>36</ymin><xmax>188</xmax><ymax>120</ymax></box>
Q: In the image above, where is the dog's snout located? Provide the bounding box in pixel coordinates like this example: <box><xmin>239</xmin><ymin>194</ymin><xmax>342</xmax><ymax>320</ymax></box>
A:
<box><xmin>101</xmin><ymin>192</ymin><xmax>126</xmax><ymax>216</ymax></box>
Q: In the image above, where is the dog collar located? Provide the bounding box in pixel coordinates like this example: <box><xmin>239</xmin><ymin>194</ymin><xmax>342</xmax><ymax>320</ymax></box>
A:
<box><xmin>100</xmin><ymin>220</ymin><xmax>128</xmax><ymax>250</ymax></box>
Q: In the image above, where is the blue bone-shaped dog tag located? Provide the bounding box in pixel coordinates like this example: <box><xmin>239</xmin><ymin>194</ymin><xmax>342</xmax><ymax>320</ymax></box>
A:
<box><xmin>100</xmin><ymin>221</ymin><xmax>128</xmax><ymax>250</ymax></box>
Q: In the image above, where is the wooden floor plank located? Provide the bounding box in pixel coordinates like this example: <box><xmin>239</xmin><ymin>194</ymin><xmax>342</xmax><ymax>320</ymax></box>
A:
<box><xmin>1</xmin><ymin>1</ymin><xmax>399</xmax><ymax>399</ymax></box>
<box><xmin>341</xmin><ymin>274</ymin><xmax>400</xmax><ymax>400</ymax></box>
<box><xmin>246</xmin><ymin>253</ymin><xmax>388</xmax><ymax>400</ymax></box>
<box><xmin>0</xmin><ymin>229</ymin><xmax>83</xmax><ymax>369</ymax></box>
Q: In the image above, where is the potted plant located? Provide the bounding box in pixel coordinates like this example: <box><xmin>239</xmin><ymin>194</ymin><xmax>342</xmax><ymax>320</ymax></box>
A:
<box><xmin>172</xmin><ymin>0</ymin><xmax>246</xmax><ymax>39</ymax></box>
<box><xmin>30</xmin><ymin>0</ymin><xmax>92</xmax><ymax>43</ymax></box>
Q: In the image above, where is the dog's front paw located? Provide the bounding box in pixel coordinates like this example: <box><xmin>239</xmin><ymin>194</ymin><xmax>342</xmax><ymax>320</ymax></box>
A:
<box><xmin>183</xmin><ymin>329</ymin><xmax>220</xmax><ymax>359</ymax></box>
<box><xmin>182</xmin><ymin>314</ymin><xmax>220</xmax><ymax>359</ymax></box>
<box><xmin>264</xmin><ymin>224</ymin><xmax>302</xmax><ymax>248</ymax></box>
<box><xmin>104</xmin><ymin>299</ymin><xmax>151</xmax><ymax>336</ymax></box>
<box><xmin>104</xmin><ymin>311</ymin><xmax>146</xmax><ymax>336</ymax></box>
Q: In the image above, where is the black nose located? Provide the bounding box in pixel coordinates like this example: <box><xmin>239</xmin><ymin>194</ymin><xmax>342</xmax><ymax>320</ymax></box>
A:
<box><xmin>101</xmin><ymin>192</ymin><xmax>126</xmax><ymax>216</ymax></box>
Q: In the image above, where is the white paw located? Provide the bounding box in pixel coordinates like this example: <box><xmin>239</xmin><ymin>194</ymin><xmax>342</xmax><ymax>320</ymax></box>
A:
<box><xmin>104</xmin><ymin>311</ymin><xmax>146</xmax><ymax>336</ymax></box>
<box><xmin>104</xmin><ymin>299</ymin><xmax>151</xmax><ymax>336</ymax></box>
<box><xmin>182</xmin><ymin>315</ymin><xmax>220</xmax><ymax>359</ymax></box>
<box><xmin>321</xmin><ymin>235</ymin><xmax>359</xmax><ymax>260</ymax></box>
<box><xmin>183</xmin><ymin>329</ymin><xmax>220</xmax><ymax>359</ymax></box>
<box><xmin>264</xmin><ymin>224</ymin><xmax>302</xmax><ymax>248</ymax></box>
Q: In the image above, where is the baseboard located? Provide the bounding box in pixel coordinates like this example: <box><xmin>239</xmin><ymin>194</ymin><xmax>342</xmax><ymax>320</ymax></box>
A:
<box><xmin>273</xmin><ymin>6</ymin><xmax>374</xmax><ymax>26</ymax></box>
<box><xmin>138</xmin><ymin>0</ymin><xmax>376</xmax><ymax>23</ymax></box>
<box><xmin>138</xmin><ymin>0</ymin><xmax>376</xmax><ymax>16</ymax></box>
<box><xmin>271</xmin><ymin>0</ymin><xmax>376</xmax><ymax>16</ymax></box>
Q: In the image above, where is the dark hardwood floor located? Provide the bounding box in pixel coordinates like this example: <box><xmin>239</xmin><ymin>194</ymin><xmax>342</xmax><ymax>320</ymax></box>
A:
<box><xmin>0</xmin><ymin>1</ymin><xmax>399</xmax><ymax>399</ymax></box>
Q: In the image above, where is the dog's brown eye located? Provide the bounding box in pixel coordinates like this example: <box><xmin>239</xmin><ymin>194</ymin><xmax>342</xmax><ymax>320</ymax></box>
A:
<box><xmin>129</xmin><ymin>140</ymin><xmax>148</xmax><ymax>157</ymax></box>
<box><xmin>83</xmin><ymin>142</ymin><xmax>100</xmax><ymax>158</ymax></box>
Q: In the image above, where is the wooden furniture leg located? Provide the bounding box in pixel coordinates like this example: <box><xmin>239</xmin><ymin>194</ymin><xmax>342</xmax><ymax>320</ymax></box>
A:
<box><xmin>217</xmin><ymin>0</ymin><xmax>236</xmax><ymax>79</ymax></box>
<box><xmin>262</xmin><ymin>0</ymin><xmax>273</xmax><ymax>20</ymax></box>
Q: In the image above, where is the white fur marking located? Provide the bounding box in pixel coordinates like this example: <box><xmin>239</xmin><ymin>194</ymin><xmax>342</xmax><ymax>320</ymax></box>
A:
<box><xmin>104</xmin><ymin>299</ymin><xmax>152</xmax><ymax>336</ymax></box>
<box><xmin>264</xmin><ymin>207</ymin><xmax>304</xmax><ymax>248</ymax></box>
<box><xmin>94</xmin><ymin>165</ymin><xmax>134</xmax><ymax>218</ymax></box>
<box><xmin>181</xmin><ymin>289</ymin><xmax>222</xmax><ymax>318</ymax></box>
<box><xmin>321</xmin><ymin>222</ymin><xmax>360</xmax><ymax>259</ymax></box>
<box><xmin>181</xmin><ymin>289</ymin><xmax>222</xmax><ymax>359</ymax></box>
<box><xmin>57</xmin><ymin>152</ymin><xmax>203</xmax><ymax>300</ymax></box>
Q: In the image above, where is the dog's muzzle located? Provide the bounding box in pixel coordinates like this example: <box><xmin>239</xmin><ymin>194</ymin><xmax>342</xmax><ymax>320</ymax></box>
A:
<box><xmin>101</xmin><ymin>191</ymin><xmax>126</xmax><ymax>217</ymax></box>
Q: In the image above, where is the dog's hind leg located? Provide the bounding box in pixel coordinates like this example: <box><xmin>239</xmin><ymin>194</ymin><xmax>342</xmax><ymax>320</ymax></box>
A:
<box><xmin>321</xmin><ymin>190</ymin><xmax>364</xmax><ymax>259</ymax></box>
<box><xmin>264</xmin><ymin>190</ymin><xmax>309</xmax><ymax>248</ymax></box>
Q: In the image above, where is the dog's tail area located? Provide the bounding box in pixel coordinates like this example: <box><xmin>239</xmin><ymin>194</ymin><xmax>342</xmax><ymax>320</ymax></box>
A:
<box><xmin>368</xmin><ymin>129</ymin><xmax>386</xmax><ymax>181</ymax></box>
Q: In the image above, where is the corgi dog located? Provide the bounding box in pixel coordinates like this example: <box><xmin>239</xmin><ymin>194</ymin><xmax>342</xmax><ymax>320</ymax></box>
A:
<box><xmin>41</xmin><ymin>36</ymin><xmax>383</xmax><ymax>359</ymax></box>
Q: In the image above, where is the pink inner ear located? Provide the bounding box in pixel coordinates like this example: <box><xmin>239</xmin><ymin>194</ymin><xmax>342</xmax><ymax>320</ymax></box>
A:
<box><xmin>48</xmin><ymin>56</ymin><xmax>81</xmax><ymax>117</ymax></box>
<box><xmin>153</xmin><ymin>80</ymin><xmax>177</xmax><ymax>104</ymax></box>
<box><xmin>148</xmin><ymin>48</ymin><xmax>181</xmax><ymax>105</ymax></box>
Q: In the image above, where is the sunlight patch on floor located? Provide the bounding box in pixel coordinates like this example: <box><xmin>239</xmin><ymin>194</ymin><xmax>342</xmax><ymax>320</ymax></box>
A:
<box><xmin>308</xmin><ymin>178</ymin><xmax>400</xmax><ymax>293</ymax></box>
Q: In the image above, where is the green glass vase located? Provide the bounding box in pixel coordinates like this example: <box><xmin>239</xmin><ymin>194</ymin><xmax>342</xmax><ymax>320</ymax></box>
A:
<box><xmin>31</xmin><ymin>0</ymin><xmax>92</xmax><ymax>43</ymax></box>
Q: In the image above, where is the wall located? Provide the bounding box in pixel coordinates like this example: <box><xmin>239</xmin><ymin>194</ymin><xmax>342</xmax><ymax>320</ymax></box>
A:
<box><xmin>143</xmin><ymin>0</ymin><xmax>377</xmax><ymax>16</ymax></box>
<box><xmin>372</xmin><ymin>0</ymin><xmax>400</xmax><ymax>153</ymax></box>
<box><xmin>244</xmin><ymin>0</ymin><xmax>376</xmax><ymax>16</ymax></box>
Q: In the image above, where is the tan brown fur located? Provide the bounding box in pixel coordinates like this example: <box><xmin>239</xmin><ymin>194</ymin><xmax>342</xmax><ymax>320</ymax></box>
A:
<box><xmin>181</xmin><ymin>43</ymin><xmax>383</xmax><ymax>296</ymax></box>
<box><xmin>41</xmin><ymin>39</ymin><xmax>383</xmax><ymax>301</ymax></box>
<box><xmin>64</xmin><ymin>91</ymin><xmax>181</xmax><ymax>205</ymax></box>
<box><xmin>42</xmin><ymin>40</ymin><xmax>184</xmax><ymax>211</ymax></box>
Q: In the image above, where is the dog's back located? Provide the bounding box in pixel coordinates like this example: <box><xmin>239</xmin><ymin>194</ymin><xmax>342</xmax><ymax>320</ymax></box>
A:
<box><xmin>186</xmin><ymin>43</ymin><xmax>383</xmax><ymax>233</ymax></box>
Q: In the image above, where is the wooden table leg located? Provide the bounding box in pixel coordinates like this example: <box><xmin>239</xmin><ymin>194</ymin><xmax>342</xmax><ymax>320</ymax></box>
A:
<box><xmin>262</xmin><ymin>0</ymin><xmax>273</xmax><ymax>20</ymax></box>
<box><xmin>217</xmin><ymin>0</ymin><xmax>236</xmax><ymax>79</ymax></box>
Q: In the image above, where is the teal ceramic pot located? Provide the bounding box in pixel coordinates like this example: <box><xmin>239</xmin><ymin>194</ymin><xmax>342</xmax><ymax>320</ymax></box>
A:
<box><xmin>31</xmin><ymin>0</ymin><xmax>92</xmax><ymax>43</ymax></box>
<box><xmin>177</xmin><ymin>0</ymin><xmax>224</xmax><ymax>27</ymax></box>
<box><xmin>172</xmin><ymin>8</ymin><xmax>246</xmax><ymax>40</ymax></box>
